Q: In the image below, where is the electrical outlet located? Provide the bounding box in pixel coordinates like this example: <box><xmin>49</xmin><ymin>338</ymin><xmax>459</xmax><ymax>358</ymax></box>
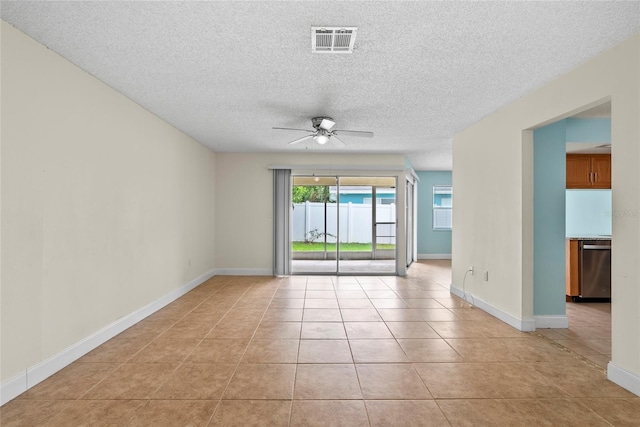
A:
<box><xmin>483</xmin><ymin>271</ymin><xmax>489</xmax><ymax>281</ymax></box>
<box><xmin>469</xmin><ymin>266</ymin><xmax>474</xmax><ymax>275</ymax></box>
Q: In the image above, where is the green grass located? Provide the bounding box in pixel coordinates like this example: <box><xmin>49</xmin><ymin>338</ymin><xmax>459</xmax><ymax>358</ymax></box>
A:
<box><xmin>292</xmin><ymin>242</ymin><xmax>395</xmax><ymax>252</ymax></box>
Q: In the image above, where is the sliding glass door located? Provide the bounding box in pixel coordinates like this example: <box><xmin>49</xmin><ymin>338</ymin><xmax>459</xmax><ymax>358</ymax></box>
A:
<box><xmin>337</xmin><ymin>177</ymin><xmax>396</xmax><ymax>274</ymax></box>
<box><xmin>291</xmin><ymin>175</ymin><xmax>396</xmax><ymax>275</ymax></box>
<box><xmin>291</xmin><ymin>176</ymin><xmax>338</xmax><ymax>274</ymax></box>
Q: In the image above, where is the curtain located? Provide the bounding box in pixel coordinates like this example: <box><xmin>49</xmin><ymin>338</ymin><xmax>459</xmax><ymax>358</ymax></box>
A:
<box><xmin>273</xmin><ymin>169</ymin><xmax>291</xmax><ymax>275</ymax></box>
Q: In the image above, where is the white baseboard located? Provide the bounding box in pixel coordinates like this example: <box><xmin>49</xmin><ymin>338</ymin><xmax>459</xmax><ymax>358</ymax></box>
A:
<box><xmin>449</xmin><ymin>285</ymin><xmax>536</xmax><ymax>332</ymax></box>
<box><xmin>608</xmin><ymin>362</ymin><xmax>640</xmax><ymax>397</ymax></box>
<box><xmin>417</xmin><ymin>254</ymin><xmax>452</xmax><ymax>260</ymax></box>
<box><xmin>534</xmin><ymin>315</ymin><xmax>569</xmax><ymax>329</ymax></box>
<box><xmin>0</xmin><ymin>267</ymin><xmax>216</xmax><ymax>406</ymax></box>
<box><xmin>0</xmin><ymin>373</ymin><xmax>27</xmax><ymax>407</ymax></box>
<box><xmin>214</xmin><ymin>268</ymin><xmax>272</xmax><ymax>276</ymax></box>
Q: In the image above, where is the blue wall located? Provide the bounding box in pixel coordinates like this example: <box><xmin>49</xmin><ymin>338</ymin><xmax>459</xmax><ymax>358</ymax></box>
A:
<box><xmin>416</xmin><ymin>171</ymin><xmax>452</xmax><ymax>257</ymax></box>
<box><xmin>566</xmin><ymin>118</ymin><xmax>611</xmax><ymax>142</ymax></box>
<box><xmin>533</xmin><ymin>117</ymin><xmax>611</xmax><ymax>317</ymax></box>
<box><xmin>534</xmin><ymin>120</ymin><xmax>567</xmax><ymax>316</ymax></box>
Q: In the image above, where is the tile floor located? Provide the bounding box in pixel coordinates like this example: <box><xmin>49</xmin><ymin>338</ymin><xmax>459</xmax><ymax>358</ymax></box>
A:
<box><xmin>2</xmin><ymin>260</ymin><xmax>639</xmax><ymax>426</ymax></box>
<box><xmin>538</xmin><ymin>301</ymin><xmax>612</xmax><ymax>369</ymax></box>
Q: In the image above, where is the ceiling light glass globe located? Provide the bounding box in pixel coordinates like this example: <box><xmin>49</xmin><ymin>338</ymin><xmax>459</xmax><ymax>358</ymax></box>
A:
<box><xmin>315</xmin><ymin>134</ymin><xmax>329</xmax><ymax>145</ymax></box>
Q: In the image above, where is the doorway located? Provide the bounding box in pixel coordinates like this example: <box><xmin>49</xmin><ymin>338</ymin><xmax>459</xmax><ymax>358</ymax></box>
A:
<box><xmin>291</xmin><ymin>176</ymin><xmax>397</xmax><ymax>275</ymax></box>
<box><xmin>532</xmin><ymin>101</ymin><xmax>612</xmax><ymax>361</ymax></box>
<box><xmin>564</xmin><ymin>103</ymin><xmax>612</xmax><ymax>364</ymax></box>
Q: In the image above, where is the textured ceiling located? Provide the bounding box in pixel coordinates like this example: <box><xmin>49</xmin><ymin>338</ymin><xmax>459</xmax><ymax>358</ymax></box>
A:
<box><xmin>1</xmin><ymin>1</ymin><xmax>638</xmax><ymax>170</ymax></box>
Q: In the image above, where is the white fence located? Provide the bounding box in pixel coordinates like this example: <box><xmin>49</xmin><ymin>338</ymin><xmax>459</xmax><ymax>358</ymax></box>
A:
<box><xmin>292</xmin><ymin>201</ymin><xmax>396</xmax><ymax>244</ymax></box>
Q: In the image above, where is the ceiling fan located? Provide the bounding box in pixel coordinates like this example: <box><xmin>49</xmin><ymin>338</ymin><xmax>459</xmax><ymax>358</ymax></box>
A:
<box><xmin>273</xmin><ymin>116</ymin><xmax>374</xmax><ymax>146</ymax></box>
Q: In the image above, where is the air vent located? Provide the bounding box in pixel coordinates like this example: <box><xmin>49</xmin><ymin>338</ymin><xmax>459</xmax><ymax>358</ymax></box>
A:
<box><xmin>312</xmin><ymin>27</ymin><xmax>358</xmax><ymax>53</ymax></box>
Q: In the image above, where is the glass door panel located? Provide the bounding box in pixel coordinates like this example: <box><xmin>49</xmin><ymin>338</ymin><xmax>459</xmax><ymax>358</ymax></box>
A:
<box><xmin>291</xmin><ymin>176</ymin><xmax>337</xmax><ymax>274</ymax></box>
<box><xmin>374</xmin><ymin>185</ymin><xmax>396</xmax><ymax>271</ymax></box>
<box><xmin>337</xmin><ymin>177</ymin><xmax>396</xmax><ymax>274</ymax></box>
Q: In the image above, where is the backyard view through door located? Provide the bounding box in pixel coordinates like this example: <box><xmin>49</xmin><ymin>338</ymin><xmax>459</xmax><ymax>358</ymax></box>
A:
<box><xmin>291</xmin><ymin>176</ymin><xmax>396</xmax><ymax>274</ymax></box>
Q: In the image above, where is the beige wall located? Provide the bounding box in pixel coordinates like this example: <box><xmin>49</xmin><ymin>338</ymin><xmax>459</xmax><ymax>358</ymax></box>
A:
<box><xmin>453</xmin><ymin>33</ymin><xmax>639</xmax><ymax>383</ymax></box>
<box><xmin>214</xmin><ymin>152</ymin><xmax>407</xmax><ymax>273</ymax></box>
<box><xmin>1</xmin><ymin>22</ymin><xmax>216</xmax><ymax>382</ymax></box>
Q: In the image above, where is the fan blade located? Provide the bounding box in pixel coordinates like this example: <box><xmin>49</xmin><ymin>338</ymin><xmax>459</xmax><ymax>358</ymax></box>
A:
<box><xmin>273</xmin><ymin>127</ymin><xmax>315</xmax><ymax>132</ymax></box>
<box><xmin>319</xmin><ymin>119</ymin><xmax>336</xmax><ymax>131</ymax></box>
<box><xmin>331</xmin><ymin>135</ymin><xmax>346</xmax><ymax>146</ymax></box>
<box><xmin>288</xmin><ymin>134</ymin><xmax>315</xmax><ymax>145</ymax></box>
<box><xmin>333</xmin><ymin>130</ymin><xmax>374</xmax><ymax>138</ymax></box>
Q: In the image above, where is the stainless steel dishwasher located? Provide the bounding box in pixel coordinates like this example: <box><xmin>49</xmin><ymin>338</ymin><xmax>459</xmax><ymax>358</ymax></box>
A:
<box><xmin>579</xmin><ymin>240</ymin><xmax>611</xmax><ymax>298</ymax></box>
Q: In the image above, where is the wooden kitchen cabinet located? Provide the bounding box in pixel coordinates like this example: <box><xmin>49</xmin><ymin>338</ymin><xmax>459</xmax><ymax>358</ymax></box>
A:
<box><xmin>566</xmin><ymin>154</ymin><xmax>611</xmax><ymax>189</ymax></box>
<box><xmin>590</xmin><ymin>154</ymin><xmax>612</xmax><ymax>188</ymax></box>
<box><xmin>566</xmin><ymin>239</ymin><xmax>580</xmax><ymax>298</ymax></box>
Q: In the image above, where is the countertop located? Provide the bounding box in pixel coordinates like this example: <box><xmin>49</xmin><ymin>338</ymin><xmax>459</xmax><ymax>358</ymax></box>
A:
<box><xmin>566</xmin><ymin>236</ymin><xmax>612</xmax><ymax>240</ymax></box>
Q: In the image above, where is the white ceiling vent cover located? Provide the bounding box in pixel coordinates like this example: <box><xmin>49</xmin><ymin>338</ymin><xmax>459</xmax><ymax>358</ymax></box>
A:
<box><xmin>312</xmin><ymin>27</ymin><xmax>358</xmax><ymax>53</ymax></box>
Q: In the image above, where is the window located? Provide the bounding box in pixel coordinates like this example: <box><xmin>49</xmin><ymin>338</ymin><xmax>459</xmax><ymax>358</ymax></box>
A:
<box><xmin>433</xmin><ymin>185</ymin><xmax>452</xmax><ymax>230</ymax></box>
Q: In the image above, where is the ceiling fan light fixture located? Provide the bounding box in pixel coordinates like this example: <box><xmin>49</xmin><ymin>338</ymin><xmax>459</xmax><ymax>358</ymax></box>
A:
<box><xmin>274</xmin><ymin>116</ymin><xmax>373</xmax><ymax>146</ymax></box>
<box><xmin>319</xmin><ymin>118</ymin><xmax>335</xmax><ymax>130</ymax></box>
<box><xmin>314</xmin><ymin>134</ymin><xmax>330</xmax><ymax>145</ymax></box>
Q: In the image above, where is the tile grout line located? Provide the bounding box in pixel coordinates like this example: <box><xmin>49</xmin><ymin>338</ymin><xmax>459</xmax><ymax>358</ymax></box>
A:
<box><xmin>287</xmin><ymin>274</ymin><xmax>309</xmax><ymax>427</ymax></box>
<box><xmin>348</xmin><ymin>276</ymin><xmax>373</xmax><ymax>426</ymax></box>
